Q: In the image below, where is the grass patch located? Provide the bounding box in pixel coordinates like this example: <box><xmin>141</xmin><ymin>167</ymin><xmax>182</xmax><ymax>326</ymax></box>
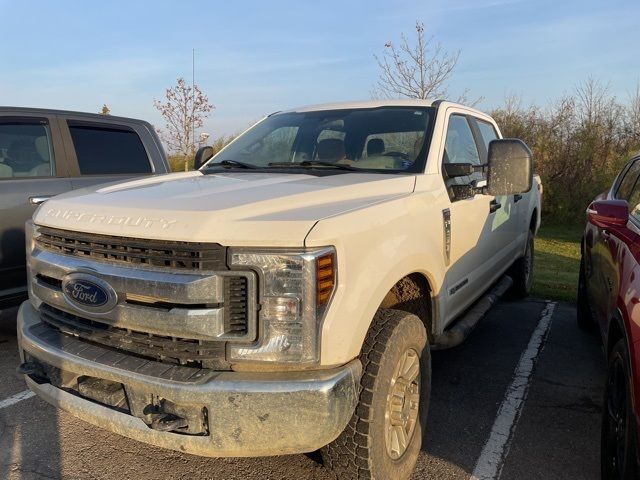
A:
<box><xmin>531</xmin><ymin>223</ymin><xmax>583</xmax><ymax>302</ymax></box>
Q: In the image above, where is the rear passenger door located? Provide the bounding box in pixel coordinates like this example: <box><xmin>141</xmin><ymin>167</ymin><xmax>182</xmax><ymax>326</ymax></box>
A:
<box><xmin>58</xmin><ymin>117</ymin><xmax>156</xmax><ymax>190</ymax></box>
<box><xmin>0</xmin><ymin>113</ymin><xmax>72</xmax><ymax>299</ymax></box>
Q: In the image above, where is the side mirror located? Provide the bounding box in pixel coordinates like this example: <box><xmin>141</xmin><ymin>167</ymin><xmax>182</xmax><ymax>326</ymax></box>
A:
<box><xmin>587</xmin><ymin>200</ymin><xmax>629</xmax><ymax>227</ymax></box>
<box><xmin>194</xmin><ymin>146</ymin><xmax>214</xmax><ymax>170</ymax></box>
<box><xmin>486</xmin><ymin>139</ymin><xmax>533</xmax><ymax>196</ymax></box>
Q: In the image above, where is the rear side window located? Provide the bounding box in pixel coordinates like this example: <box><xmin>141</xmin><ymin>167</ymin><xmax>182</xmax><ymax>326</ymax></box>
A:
<box><xmin>616</xmin><ymin>160</ymin><xmax>640</xmax><ymax>201</ymax></box>
<box><xmin>0</xmin><ymin>117</ymin><xmax>54</xmax><ymax>178</ymax></box>
<box><xmin>68</xmin><ymin>122</ymin><xmax>151</xmax><ymax>175</ymax></box>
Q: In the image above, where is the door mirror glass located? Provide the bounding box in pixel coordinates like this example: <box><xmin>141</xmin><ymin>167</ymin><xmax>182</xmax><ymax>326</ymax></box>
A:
<box><xmin>587</xmin><ymin>200</ymin><xmax>629</xmax><ymax>227</ymax></box>
<box><xmin>486</xmin><ymin>139</ymin><xmax>533</xmax><ymax>196</ymax></box>
<box><xmin>194</xmin><ymin>145</ymin><xmax>214</xmax><ymax>170</ymax></box>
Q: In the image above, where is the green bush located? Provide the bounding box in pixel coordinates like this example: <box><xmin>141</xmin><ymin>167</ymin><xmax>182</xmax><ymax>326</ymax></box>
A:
<box><xmin>492</xmin><ymin>80</ymin><xmax>640</xmax><ymax>224</ymax></box>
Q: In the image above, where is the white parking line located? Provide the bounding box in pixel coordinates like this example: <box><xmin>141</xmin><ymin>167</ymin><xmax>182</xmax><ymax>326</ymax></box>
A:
<box><xmin>470</xmin><ymin>301</ymin><xmax>557</xmax><ymax>480</ymax></box>
<box><xmin>0</xmin><ymin>389</ymin><xmax>35</xmax><ymax>410</ymax></box>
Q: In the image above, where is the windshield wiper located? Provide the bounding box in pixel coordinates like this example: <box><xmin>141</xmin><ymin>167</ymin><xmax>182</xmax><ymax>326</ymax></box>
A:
<box><xmin>207</xmin><ymin>160</ymin><xmax>258</xmax><ymax>169</ymax></box>
<box><xmin>268</xmin><ymin>160</ymin><xmax>359</xmax><ymax>171</ymax></box>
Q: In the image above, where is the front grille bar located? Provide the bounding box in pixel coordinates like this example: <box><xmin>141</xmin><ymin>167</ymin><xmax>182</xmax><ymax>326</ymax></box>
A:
<box><xmin>40</xmin><ymin>304</ymin><xmax>228</xmax><ymax>368</ymax></box>
<box><xmin>36</xmin><ymin>227</ymin><xmax>227</xmax><ymax>271</ymax></box>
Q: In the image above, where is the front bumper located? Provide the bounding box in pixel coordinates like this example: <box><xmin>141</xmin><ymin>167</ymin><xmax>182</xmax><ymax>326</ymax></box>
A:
<box><xmin>17</xmin><ymin>301</ymin><xmax>361</xmax><ymax>457</ymax></box>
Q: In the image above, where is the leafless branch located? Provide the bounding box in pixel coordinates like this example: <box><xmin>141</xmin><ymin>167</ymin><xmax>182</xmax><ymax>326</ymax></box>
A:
<box><xmin>372</xmin><ymin>21</ymin><xmax>481</xmax><ymax>105</ymax></box>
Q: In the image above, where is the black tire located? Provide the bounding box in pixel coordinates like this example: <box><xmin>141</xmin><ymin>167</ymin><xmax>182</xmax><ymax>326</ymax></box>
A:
<box><xmin>509</xmin><ymin>230</ymin><xmax>534</xmax><ymax>298</ymax></box>
<box><xmin>577</xmin><ymin>256</ymin><xmax>595</xmax><ymax>330</ymax></box>
<box><xmin>321</xmin><ymin>309</ymin><xmax>431</xmax><ymax>480</ymax></box>
<box><xmin>601</xmin><ymin>338</ymin><xmax>638</xmax><ymax>479</ymax></box>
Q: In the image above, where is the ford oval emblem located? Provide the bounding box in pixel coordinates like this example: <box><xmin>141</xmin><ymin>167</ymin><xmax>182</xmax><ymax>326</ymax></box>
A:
<box><xmin>61</xmin><ymin>273</ymin><xmax>118</xmax><ymax>313</ymax></box>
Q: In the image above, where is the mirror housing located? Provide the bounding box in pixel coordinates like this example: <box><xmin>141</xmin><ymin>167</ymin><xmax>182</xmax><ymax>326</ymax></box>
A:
<box><xmin>444</xmin><ymin>163</ymin><xmax>479</xmax><ymax>177</ymax></box>
<box><xmin>486</xmin><ymin>139</ymin><xmax>533</xmax><ymax>196</ymax></box>
<box><xmin>194</xmin><ymin>145</ymin><xmax>214</xmax><ymax>170</ymax></box>
<box><xmin>587</xmin><ymin>200</ymin><xmax>629</xmax><ymax>228</ymax></box>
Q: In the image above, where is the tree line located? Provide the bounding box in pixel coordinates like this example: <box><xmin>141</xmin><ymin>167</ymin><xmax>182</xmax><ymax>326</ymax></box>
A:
<box><xmin>493</xmin><ymin>81</ymin><xmax>640</xmax><ymax>223</ymax></box>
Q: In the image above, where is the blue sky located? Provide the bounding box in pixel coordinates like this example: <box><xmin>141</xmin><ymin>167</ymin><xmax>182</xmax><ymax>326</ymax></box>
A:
<box><xmin>0</xmin><ymin>0</ymin><xmax>638</xmax><ymax>137</ymax></box>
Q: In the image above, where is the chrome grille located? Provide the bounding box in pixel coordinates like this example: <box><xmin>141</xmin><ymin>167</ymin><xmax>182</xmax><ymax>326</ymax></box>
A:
<box><xmin>40</xmin><ymin>304</ymin><xmax>229</xmax><ymax>369</ymax></box>
<box><xmin>36</xmin><ymin>227</ymin><xmax>227</xmax><ymax>271</ymax></box>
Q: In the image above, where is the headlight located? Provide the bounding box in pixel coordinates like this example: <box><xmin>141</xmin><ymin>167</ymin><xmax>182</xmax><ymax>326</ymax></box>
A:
<box><xmin>228</xmin><ymin>247</ymin><xmax>336</xmax><ymax>365</ymax></box>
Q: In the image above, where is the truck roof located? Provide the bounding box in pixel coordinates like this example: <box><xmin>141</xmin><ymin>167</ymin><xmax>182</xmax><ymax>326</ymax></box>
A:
<box><xmin>0</xmin><ymin>106</ymin><xmax>152</xmax><ymax>125</ymax></box>
<box><xmin>282</xmin><ymin>99</ymin><xmax>487</xmax><ymax>117</ymax></box>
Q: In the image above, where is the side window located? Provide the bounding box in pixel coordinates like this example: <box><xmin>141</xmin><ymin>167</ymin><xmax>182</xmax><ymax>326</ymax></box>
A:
<box><xmin>616</xmin><ymin>160</ymin><xmax>640</xmax><ymax>201</ymax></box>
<box><xmin>476</xmin><ymin>120</ymin><xmax>499</xmax><ymax>153</ymax></box>
<box><xmin>68</xmin><ymin>122</ymin><xmax>151</xmax><ymax>175</ymax></box>
<box><xmin>0</xmin><ymin>117</ymin><xmax>54</xmax><ymax>178</ymax></box>
<box><xmin>628</xmin><ymin>183</ymin><xmax>640</xmax><ymax>223</ymax></box>
<box><xmin>443</xmin><ymin>115</ymin><xmax>481</xmax><ymax>166</ymax></box>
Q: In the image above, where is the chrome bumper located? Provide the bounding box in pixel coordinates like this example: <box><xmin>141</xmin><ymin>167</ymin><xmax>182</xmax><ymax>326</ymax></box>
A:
<box><xmin>17</xmin><ymin>302</ymin><xmax>361</xmax><ymax>457</ymax></box>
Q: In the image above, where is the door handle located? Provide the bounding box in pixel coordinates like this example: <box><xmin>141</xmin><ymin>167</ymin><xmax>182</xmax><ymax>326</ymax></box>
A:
<box><xmin>514</xmin><ymin>194</ymin><xmax>523</xmax><ymax>203</ymax></box>
<box><xmin>489</xmin><ymin>200</ymin><xmax>502</xmax><ymax>213</ymax></box>
<box><xmin>29</xmin><ymin>195</ymin><xmax>52</xmax><ymax>205</ymax></box>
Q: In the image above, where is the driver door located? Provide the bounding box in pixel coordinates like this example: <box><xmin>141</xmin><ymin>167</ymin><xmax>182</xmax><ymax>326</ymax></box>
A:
<box><xmin>441</xmin><ymin>111</ymin><xmax>504</xmax><ymax>321</ymax></box>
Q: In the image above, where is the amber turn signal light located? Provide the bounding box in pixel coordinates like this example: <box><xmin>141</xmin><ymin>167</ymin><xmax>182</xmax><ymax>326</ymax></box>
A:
<box><xmin>316</xmin><ymin>252</ymin><xmax>335</xmax><ymax>307</ymax></box>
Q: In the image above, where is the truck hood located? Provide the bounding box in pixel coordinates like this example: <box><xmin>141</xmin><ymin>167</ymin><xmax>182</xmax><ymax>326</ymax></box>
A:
<box><xmin>35</xmin><ymin>171</ymin><xmax>416</xmax><ymax>246</ymax></box>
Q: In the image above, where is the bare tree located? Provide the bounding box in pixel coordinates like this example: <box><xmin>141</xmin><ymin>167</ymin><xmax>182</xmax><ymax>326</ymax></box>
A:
<box><xmin>575</xmin><ymin>76</ymin><xmax>611</xmax><ymax>125</ymax></box>
<box><xmin>154</xmin><ymin>78</ymin><xmax>214</xmax><ymax>158</ymax></box>
<box><xmin>373</xmin><ymin>21</ymin><xmax>481</xmax><ymax>105</ymax></box>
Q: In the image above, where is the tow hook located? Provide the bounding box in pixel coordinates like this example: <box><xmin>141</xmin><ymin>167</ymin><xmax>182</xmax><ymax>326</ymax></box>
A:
<box><xmin>143</xmin><ymin>404</ymin><xmax>189</xmax><ymax>432</ymax></box>
<box><xmin>17</xmin><ymin>361</ymin><xmax>43</xmax><ymax>376</ymax></box>
<box><xmin>17</xmin><ymin>361</ymin><xmax>48</xmax><ymax>383</ymax></box>
<box><xmin>17</xmin><ymin>361</ymin><xmax>38</xmax><ymax>375</ymax></box>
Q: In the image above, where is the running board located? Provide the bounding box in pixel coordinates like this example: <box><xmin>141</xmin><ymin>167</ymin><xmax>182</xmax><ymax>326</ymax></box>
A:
<box><xmin>432</xmin><ymin>275</ymin><xmax>513</xmax><ymax>350</ymax></box>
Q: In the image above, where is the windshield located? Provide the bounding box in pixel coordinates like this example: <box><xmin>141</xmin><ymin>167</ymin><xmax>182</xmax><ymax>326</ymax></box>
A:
<box><xmin>203</xmin><ymin>107</ymin><xmax>435</xmax><ymax>172</ymax></box>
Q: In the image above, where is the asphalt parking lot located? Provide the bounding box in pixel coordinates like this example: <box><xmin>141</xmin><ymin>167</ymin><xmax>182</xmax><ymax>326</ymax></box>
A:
<box><xmin>0</xmin><ymin>298</ymin><xmax>605</xmax><ymax>480</ymax></box>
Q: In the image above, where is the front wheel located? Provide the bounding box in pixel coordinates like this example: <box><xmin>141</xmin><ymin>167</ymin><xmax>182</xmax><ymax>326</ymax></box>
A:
<box><xmin>321</xmin><ymin>309</ymin><xmax>431</xmax><ymax>480</ymax></box>
<box><xmin>601</xmin><ymin>338</ymin><xmax>638</xmax><ymax>479</ymax></box>
<box><xmin>509</xmin><ymin>230</ymin><xmax>534</xmax><ymax>298</ymax></box>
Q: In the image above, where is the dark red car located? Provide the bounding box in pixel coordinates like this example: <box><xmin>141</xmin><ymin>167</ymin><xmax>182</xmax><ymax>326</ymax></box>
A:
<box><xmin>579</xmin><ymin>154</ymin><xmax>640</xmax><ymax>479</ymax></box>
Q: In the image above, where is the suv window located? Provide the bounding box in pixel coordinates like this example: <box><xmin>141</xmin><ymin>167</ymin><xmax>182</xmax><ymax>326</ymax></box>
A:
<box><xmin>627</xmin><ymin>183</ymin><xmax>640</xmax><ymax>224</ymax></box>
<box><xmin>443</xmin><ymin>115</ymin><xmax>481</xmax><ymax>166</ymax></box>
<box><xmin>616</xmin><ymin>160</ymin><xmax>640</xmax><ymax>201</ymax></box>
<box><xmin>0</xmin><ymin>118</ymin><xmax>54</xmax><ymax>178</ymax></box>
<box><xmin>68</xmin><ymin>122</ymin><xmax>151</xmax><ymax>175</ymax></box>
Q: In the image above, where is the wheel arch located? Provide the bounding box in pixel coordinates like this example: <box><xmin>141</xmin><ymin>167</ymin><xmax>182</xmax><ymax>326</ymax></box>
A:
<box><xmin>530</xmin><ymin>208</ymin><xmax>537</xmax><ymax>234</ymax></box>
<box><xmin>379</xmin><ymin>272</ymin><xmax>435</xmax><ymax>342</ymax></box>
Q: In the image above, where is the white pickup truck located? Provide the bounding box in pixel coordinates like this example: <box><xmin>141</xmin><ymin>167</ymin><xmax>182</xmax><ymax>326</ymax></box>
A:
<box><xmin>17</xmin><ymin>100</ymin><xmax>541</xmax><ymax>479</ymax></box>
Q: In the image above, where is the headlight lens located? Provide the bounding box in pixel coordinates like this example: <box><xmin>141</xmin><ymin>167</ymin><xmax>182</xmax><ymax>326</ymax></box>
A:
<box><xmin>228</xmin><ymin>247</ymin><xmax>336</xmax><ymax>365</ymax></box>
